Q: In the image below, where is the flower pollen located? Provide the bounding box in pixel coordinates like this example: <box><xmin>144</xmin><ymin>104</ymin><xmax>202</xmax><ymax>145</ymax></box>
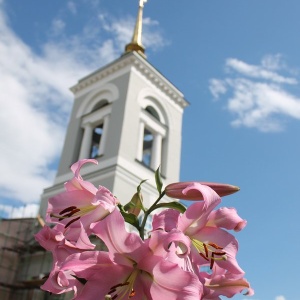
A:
<box><xmin>192</xmin><ymin>239</ymin><xmax>227</xmax><ymax>269</ymax></box>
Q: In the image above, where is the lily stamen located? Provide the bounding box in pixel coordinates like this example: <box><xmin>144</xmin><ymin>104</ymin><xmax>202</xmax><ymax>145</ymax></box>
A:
<box><xmin>51</xmin><ymin>205</ymin><xmax>97</xmax><ymax>228</ymax></box>
<box><xmin>208</xmin><ymin>242</ymin><xmax>223</xmax><ymax>250</ymax></box>
<box><xmin>210</xmin><ymin>251</ymin><xmax>227</xmax><ymax>269</ymax></box>
<box><xmin>58</xmin><ymin>208</ymin><xmax>81</xmax><ymax>221</ymax></box>
<box><xmin>109</xmin><ymin>282</ymin><xmax>130</xmax><ymax>293</ymax></box>
<box><xmin>200</xmin><ymin>253</ymin><xmax>209</xmax><ymax>261</ymax></box>
<box><xmin>192</xmin><ymin>239</ymin><xmax>227</xmax><ymax>269</ymax></box>
<box><xmin>203</xmin><ymin>243</ymin><xmax>209</xmax><ymax>257</ymax></box>
<box><xmin>65</xmin><ymin>217</ymin><xmax>80</xmax><ymax>228</ymax></box>
<box><xmin>59</xmin><ymin>206</ymin><xmax>77</xmax><ymax>215</ymax></box>
<box><xmin>129</xmin><ymin>289</ymin><xmax>136</xmax><ymax>298</ymax></box>
<box><xmin>108</xmin><ymin>269</ymin><xmax>139</xmax><ymax>299</ymax></box>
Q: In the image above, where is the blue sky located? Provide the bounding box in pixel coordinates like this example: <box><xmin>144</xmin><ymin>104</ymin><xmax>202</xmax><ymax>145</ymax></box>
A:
<box><xmin>0</xmin><ymin>1</ymin><xmax>299</xmax><ymax>299</ymax></box>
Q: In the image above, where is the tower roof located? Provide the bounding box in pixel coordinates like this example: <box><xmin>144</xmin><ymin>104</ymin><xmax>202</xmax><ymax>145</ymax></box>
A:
<box><xmin>124</xmin><ymin>0</ymin><xmax>147</xmax><ymax>58</ymax></box>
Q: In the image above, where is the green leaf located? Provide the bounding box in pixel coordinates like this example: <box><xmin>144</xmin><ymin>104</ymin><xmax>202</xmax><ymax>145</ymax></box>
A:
<box><xmin>137</xmin><ymin>179</ymin><xmax>148</xmax><ymax>193</ymax></box>
<box><xmin>123</xmin><ymin>194</ymin><xmax>137</xmax><ymax>212</ymax></box>
<box><xmin>123</xmin><ymin>180</ymin><xmax>147</xmax><ymax>214</ymax></box>
<box><xmin>153</xmin><ymin>201</ymin><xmax>187</xmax><ymax>213</ymax></box>
<box><xmin>119</xmin><ymin>209</ymin><xmax>140</xmax><ymax>229</ymax></box>
<box><xmin>123</xmin><ymin>192</ymin><xmax>145</xmax><ymax>215</ymax></box>
<box><xmin>155</xmin><ymin>166</ymin><xmax>163</xmax><ymax>195</ymax></box>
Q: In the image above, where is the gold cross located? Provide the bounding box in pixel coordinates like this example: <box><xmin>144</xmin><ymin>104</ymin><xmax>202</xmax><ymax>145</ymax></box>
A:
<box><xmin>139</xmin><ymin>0</ymin><xmax>147</xmax><ymax>8</ymax></box>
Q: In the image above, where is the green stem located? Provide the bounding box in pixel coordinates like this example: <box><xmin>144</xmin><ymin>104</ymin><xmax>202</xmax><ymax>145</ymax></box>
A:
<box><xmin>139</xmin><ymin>190</ymin><xmax>165</xmax><ymax>240</ymax></box>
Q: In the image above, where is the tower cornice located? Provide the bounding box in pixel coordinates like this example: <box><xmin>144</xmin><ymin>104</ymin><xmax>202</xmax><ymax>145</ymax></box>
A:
<box><xmin>70</xmin><ymin>52</ymin><xmax>189</xmax><ymax>109</ymax></box>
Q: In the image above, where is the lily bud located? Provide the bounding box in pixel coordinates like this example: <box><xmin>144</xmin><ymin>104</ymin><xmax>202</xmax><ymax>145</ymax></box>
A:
<box><xmin>165</xmin><ymin>181</ymin><xmax>240</xmax><ymax>200</ymax></box>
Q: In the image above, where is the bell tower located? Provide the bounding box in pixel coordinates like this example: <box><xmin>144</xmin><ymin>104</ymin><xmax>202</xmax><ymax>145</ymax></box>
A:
<box><xmin>39</xmin><ymin>1</ymin><xmax>189</xmax><ymax>216</ymax></box>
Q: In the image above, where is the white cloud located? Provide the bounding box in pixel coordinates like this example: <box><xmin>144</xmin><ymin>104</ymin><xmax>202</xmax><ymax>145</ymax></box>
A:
<box><xmin>0</xmin><ymin>2</ymin><xmax>165</xmax><ymax>217</ymax></box>
<box><xmin>0</xmin><ymin>203</ymin><xmax>39</xmax><ymax>219</ymax></box>
<box><xmin>209</xmin><ymin>79</ymin><xmax>227</xmax><ymax>99</ymax></box>
<box><xmin>67</xmin><ymin>1</ymin><xmax>77</xmax><ymax>15</ymax></box>
<box><xmin>98</xmin><ymin>14</ymin><xmax>133</xmax><ymax>52</ymax></box>
<box><xmin>261</xmin><ymin>53</ymin><xmax>284</xmax><ymax>70</ymax></box>
<box><xmin>226</xmin><ymin>58</ymin><xmax>297</xmax><ymax>85</ymax></box>
<box><xmin>210</xmin><ymin>54</ymin><xmax>300</xmax><ymax>132</ymax></box>
<box><xmin>98</xmin><ymin>13</ymin><xmax>167</xmax><ymax>53</ymax></box>
<box><xmin>0</xmin><ymin>8</ymin><xmax>82</xmax><ymax>205</ymax></box>
<box><xmin>50</xmin><ymin>19</ymin><xmax>66</xmax><ymax>36</ymax></box>
<box><xmin>275</xmin><ymin>296</ymin><xmax>286</xmax><ymax>300</ymax></box>
<box><xmin>142</xmin><ymin>17</ymin><xmax>167</xmax><ymax>50</ymax></box>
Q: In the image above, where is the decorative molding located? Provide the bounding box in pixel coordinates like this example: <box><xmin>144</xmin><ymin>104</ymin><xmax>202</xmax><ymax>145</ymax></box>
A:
<box><xmin>76</xmin><ymin>82</ymin><xmax>119</xmax><ymax>118</ymax></box>
<box><xmin>53</xmin><ymin>156</ymin><xmax>119</xmax><ymax>185</ymax></box>
<box><xmin>70</xmin><ymin>52</ymin><xmax>189</xmax><ymax>109</ymax></box>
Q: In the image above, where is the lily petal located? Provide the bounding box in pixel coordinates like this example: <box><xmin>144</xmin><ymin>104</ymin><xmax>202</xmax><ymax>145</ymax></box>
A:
<box><xmin>203</xmin><ymin>265</ymin><xmax>254</xmax><ymax>298</ymax></box>
<box><xmin>178</xmin><ymin>185</ymin><xmax>221</xmax><ymax>236</ymax></box>
<box><xmin>191</xmin><ymin>227</ymin><xmax>244</xmax><ymax>275</ymax></box>
<box><xmin>206</xmin><ymin>207</ymin><xmax>247</xmax><ymax>232</ymax></box>
<box><xmin>152</xmin><ymin>209</ymin><xmax>180</xmax><ymax>231</ymax></box>
<box><xmin>139</xmin><ymin>254</ymin><xmax>203</xmax><ymax>299</ymax></box>
<box><xmin>65</xmin><ymin>159</ymin><xmax>98</xmax><ymax>194</ymax></box>
<box><xmin>91</xmin><ymin>209</ymin><xmax>148</xmax><ymax>265</ymax></box>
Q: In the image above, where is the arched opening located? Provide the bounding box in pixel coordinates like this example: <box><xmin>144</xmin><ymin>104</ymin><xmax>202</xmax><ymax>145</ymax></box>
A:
<box><xmin>79</xmin><ymin>99</ymin><xmax>112</xmax><ymax>160</ymax></box>
<box><xmin>142</xmin><ymin>128</ymin><xmax>154</xmax><ymax>167</ymax></box>
<box><xmin>91</xmin><ymin>100</ymin><xmax>109</xmax><ymax>112</ymax></box>
<box><xmin>90</xmin><ymin>123</ymin><xmax>104</xmax><ymax>158</ymax></box>
<box><xmin>145</xmin><ymin>106</ymin><xmax>160</xmax><ymax>122</ymax></box>
<box><xmin>137</xmin><ymin>100</ymin><xmax>167</xmax><ymax>171</ymax></box>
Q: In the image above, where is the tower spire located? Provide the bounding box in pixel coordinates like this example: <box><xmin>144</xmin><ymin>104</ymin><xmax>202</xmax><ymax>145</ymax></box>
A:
<box><xmin>124</xmin><ymin>0</ymin><xmax>147</xmax><ymax>58</ymax></box>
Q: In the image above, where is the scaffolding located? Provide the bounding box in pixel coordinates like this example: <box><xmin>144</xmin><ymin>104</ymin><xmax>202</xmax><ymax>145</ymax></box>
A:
<box><xmin>0</xmin><ymin>207</ymin><xmax>109</xmax><ymax>300</ymax></box>
<box><xmin>0</xmin><ymin>213</ymin><xmax>68</xmax><ymax>300</ymax></box>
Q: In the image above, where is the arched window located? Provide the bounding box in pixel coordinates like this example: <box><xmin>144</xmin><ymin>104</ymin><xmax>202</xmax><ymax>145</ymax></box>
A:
<box><xmin>76</xmin><ymin>83</ymin><xmax>118</xmax><ymax>161</ymax></box>
<box><xmin>137</xmin><ymin>103</ymin><xmax>167</xmax><ymax>171</ymax></box>
<box><xmin>145</xmin><ymin>106</ymin><xmax>160</xmax><ymax>121</ymax></box>
<box><xmin>91</xmin><ymin>101</ymin><xmax>108</xmax><ymax>112</ymax></box>
<box><xmin>142</xmin><ymin>128</ymin><xmax>154</xmax><ymax>166</ymax></box>
<box><xmin>78</xmin><ymin>100</ymin><xmax>111</xmax><ymax>159</ymax></box>
<box><xmin>90</xmin><ymin>123</ymin><xmax>104</xmax><ymax>158</ymax></box>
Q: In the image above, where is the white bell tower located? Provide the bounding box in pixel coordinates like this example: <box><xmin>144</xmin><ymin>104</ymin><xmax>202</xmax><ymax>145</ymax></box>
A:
<box><xmin>39</xmin><ymin>1</ymin><xmax>189</xmax><ymax>216</ymax></box>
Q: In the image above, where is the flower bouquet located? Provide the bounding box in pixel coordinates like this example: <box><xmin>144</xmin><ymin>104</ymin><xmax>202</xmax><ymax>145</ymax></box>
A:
<box><xmin>35</xmin><ymin>159</ymin><xmax>253</xmax><ymax>299</ymax></box>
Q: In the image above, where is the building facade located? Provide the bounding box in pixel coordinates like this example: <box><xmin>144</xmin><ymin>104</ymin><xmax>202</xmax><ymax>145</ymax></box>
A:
<box><xmin>0</xmin><ymin>2</ymin><xmax>189</xmax><ymax>299</ymax></box>
<box><xmin>39</xmin><ymin>50</ymin><xmax>188</xmax><ymax>218</ymax></box>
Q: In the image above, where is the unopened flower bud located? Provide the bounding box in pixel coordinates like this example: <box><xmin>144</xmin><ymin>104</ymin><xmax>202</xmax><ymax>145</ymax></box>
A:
<box><xmin>165</xmin><ymin>181</ymin><xmax>240</xmax><ymax>200</ymax></box>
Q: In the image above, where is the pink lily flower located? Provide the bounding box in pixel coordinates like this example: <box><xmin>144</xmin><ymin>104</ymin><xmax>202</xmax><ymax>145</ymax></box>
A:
<box><xmin>206</xmin><ymin>207</ymin><xmax>247</xmax><ymax>232</ymax></box>
<box><xmin>55</xmin><ymin>251</ymin><xmax>125</xmax><ymax>299</ymax></box>
<box><xmin>153</xmin><ymin>182</ymin><xmax>245</xmax><ymax>274</ymax></box>
<box><xmin>46</xmin><ymin>159</ymin><xmax>118</xmax><ymax>240</ymax></box>
<box><xmin>201</xmin><ymin>264</ymin><xmax>254</xmax><ymax>299</ymax></box>
<box><xmin>63</xmin><ymin>209</ymin><xmax>202</xmax><ymax>300</ymax></box>
<box><xmin>35</xmin><ymin>223</ymin><xmax>93</xmax><ymax>296</ymax></box>
<box><xmin>40</xmin><ymin>261</ymin><xmax>85</xmax><ymax>297</ymax></box>
<box><xmin>35</xmin><ymin>223</ymin><xmax>95</xmax><ymax>262</ymax></box>
<box><xmin>165</xmin><ymin>181</ymin><xmax>240</xmax><ymax>200</ymax></box>
<box><xmin>64</xmin><ymin>159</ymin><xmax>99</xmax><ymax>194</ymax></box>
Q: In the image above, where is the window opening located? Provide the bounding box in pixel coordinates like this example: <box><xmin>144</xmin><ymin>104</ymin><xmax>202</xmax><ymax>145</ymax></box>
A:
<box><xmin>145</xmin><ymin>106</ymin><xmax>160</xmax><ymax>122</ymax></box>
<box><xmin>142</xmin><ymin>128</ymin><xmax>153</xmax><ymax>167</ymax></box>
<box><xmin>92</xmin><ymin>101</ymin><xmax>108</xmax><ymax>112</ymax></box>
<box><xmin>90</xmin><ymin>123</ymin><xmax>103</xmax><ymax>158</ymax></box>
